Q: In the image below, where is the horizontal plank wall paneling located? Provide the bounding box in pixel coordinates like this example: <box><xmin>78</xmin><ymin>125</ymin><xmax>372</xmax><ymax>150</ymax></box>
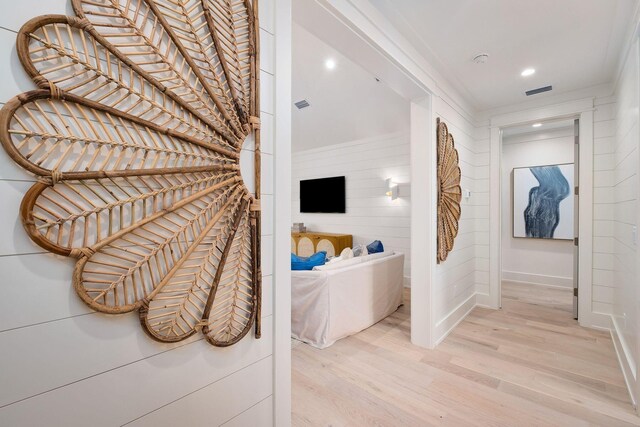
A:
<box><xmin>593</xmin><ymin>95</ymin><xmax>618</xmax><ymax>315</ymax></box>
<box><xmin>0</xmin><ymin>0</ymin><xmax>277</xmax><ymax>425</ymax></box>
<box><xmin>612</xmin><ymin>37</ymin><xmax>639</xmax><ymax>405</ymax></box>
<box><xmin>126</xmin><ymin>356</ymin><xmax>273</xmax><ymax>426</ymax></box>
<box><xmin>292</xmin><ymin>132</ymin><xmax>411</xmax><ymax>279</ymax></box>
<box><xmin>473</xmin><ymin>125</ymin><xmax>491</xmax><ymax>298</ymax></box>
<box><xmin>433</xmin><ymin>98</ymin><xmax>488</xmax><ymax>343</ymax></box>
<box><xmin>0</xmin><ymin>321</ymin><xmax>273</xmax><ymax>426</ymax></box>
<box><xmin>222</xmin><ymin>396</ymin><xmax>273</xmax><ymax>427</ymax></box>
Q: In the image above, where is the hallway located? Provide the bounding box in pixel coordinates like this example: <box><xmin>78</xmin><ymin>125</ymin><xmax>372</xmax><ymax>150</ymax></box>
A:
<box><xmin>292</xmin><ymin>282</ymin><xmax>639</xmax><ymax>426</ymax></box>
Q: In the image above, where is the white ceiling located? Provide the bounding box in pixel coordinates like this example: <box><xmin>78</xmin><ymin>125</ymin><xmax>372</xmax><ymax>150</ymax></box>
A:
<box><xmin>369</xmin><ymin>0</ymin><xmax>639</xmax><ymax>110</ymax></box>
<box><xmin>292</xmin><ymin>23</ymin><xmax>409</xmax><ymax>152</ymax></box>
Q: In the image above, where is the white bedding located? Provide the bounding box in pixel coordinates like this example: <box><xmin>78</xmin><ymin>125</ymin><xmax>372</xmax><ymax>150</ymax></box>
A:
<box><xmin>291</xmin><ymin>252</ymin><xmax>404</xmax><ymax>348</ymax></box>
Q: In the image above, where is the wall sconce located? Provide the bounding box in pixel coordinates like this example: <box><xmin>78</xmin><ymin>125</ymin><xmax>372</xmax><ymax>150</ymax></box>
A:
<box><xmin>385</xmin><ymin>178</ymin><xmax>399</xmax><ymax>200</ymax></box>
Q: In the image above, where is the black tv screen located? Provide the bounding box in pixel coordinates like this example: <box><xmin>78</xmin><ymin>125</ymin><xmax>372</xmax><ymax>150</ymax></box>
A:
<box><xmin>300</xmin><ymin>176</ymin><xmax>346</xmax><ymax>213</ymax></box>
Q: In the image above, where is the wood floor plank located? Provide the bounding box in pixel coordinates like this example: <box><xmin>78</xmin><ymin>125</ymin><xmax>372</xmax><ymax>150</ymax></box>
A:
<box><xmin>292</xmin><ymin>282</ymin><xmax>640</xmax><ymax>426</ymax></box>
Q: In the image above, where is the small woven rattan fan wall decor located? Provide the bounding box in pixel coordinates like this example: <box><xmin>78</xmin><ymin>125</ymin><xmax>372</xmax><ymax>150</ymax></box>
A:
<box><xmin>436</xmin><ymin>118</ymin><xmax>462</xmax><ymax>263</ymax></box>
<box><xmin>0</xmin><ymin>0</ymin><xmax>262</xmax><ymax>347</ymax></box>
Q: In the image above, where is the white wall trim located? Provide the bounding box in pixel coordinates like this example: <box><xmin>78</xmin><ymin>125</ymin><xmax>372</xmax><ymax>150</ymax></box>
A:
<box><xmin>478</xmin><ymin>83</ymin><xmax>613</xmax><ymax>122</ymax></box>
<box><xmin>433</xmin><ymin>293</ymin><xmax>477</xmax><ymax>346</ymax></box>
<box><xmin>489</xmin><ymin>126</ymin><xmax>502</xmax><ymax>309</ymax></box>
<box><xmin>489</xmin><ymin>99</ymin><xmax>597</xmax><ymax>329</ymax></box>
<box><xmin>490</xmin><ymin>98</ymin><xmax>594</xmax><ymax>129</ymax></box>
<box><xmin>635</xmin><ymin>31</ymin><xmax>640</xmax><ymax>414</ymax></box>
<box><xmin>273</xmin><ymin>0</ymin><xmax>292</xmax><ymax>424</ymax></box>
<box><xmin>410</xmin><ymin>97</ymin><xmax>434</xmax><ymax>348</ymax></box>
<box><xmin>501</xmin><ymin>271</ymin><xmax>573</xmax><ymax>289</ymax></box>
<box><xmin>611</xmin><ymin>316</ymin><xmax>638</xmax><ymax>409</ymax></box>
<box><xmin>577</xmin><ymin>110</ymin><xmax>595</xmax><ymax>329</ymax></box>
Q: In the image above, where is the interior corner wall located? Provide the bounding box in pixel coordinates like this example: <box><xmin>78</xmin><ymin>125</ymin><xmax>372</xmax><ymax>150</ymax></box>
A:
<box><xmin>432</xmin><ymin>97</ymin><xmax>488</xmax><ymax>344</ymax></box>
<box><xmin>501</xmin><ymin>127</ymin><xmax>575</xmax><ymax>288</ymax></box>
<box><xmin>291</xmin><ymin>132</ymin><xmax>411</xmax><ymax>281</ymax></box>
<box><xmin>611</xmin><ymin>35</ymin><xmax>639</xmax><ymax>402</ymax></box>
<box><xmin>0</xmin><ymin>1</ymin><xmax>277</xmax><ymax>425</ymax></box>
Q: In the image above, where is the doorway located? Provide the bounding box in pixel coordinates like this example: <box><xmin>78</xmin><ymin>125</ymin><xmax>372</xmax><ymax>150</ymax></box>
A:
<box><xmin>488</xmin><ymin>98</ymin><xmax>595</xmax><ymax>328</ymax></box>
<box><xmin>500</xmin><ymin>118</ymin><xmax>579</xmax><ymax>318</ymax></box>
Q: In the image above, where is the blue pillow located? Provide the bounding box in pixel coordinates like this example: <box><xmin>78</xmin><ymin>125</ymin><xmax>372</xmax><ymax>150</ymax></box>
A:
<box><xmin>291</xmin><ymin>251</ymin><xmax>327</xmax><ymax>270</ymax></box>
<box><xmin>366</xmin><ymin>240</ymin><xmax>384</xmax><ymax>254</ymax></box>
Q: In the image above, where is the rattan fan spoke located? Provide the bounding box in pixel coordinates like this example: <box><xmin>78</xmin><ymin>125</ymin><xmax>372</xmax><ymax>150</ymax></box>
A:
<box><xmin>436</xmin><ymin>118</ymin><xmax>462</xmax><ymax>263</ymax></box>
<box><xmin>1</xmin><ymin>0</ymin><xmax>261</xmax><ymax>348</ymax></box>
<box><xmin>203</xmin><ymin>195</ymin><xmax>256</xmax><ymax>346</ymax></box>
<box><xmin>140</xmin><ymin>194</ymin><xmax>240</xmax><ymax>341</ymax></box>
<box><xmin>203</xmin><ymin>0</ymin><xmax>253</xmax><ymax>119</ymax></box>
<box><xmin>23</xmin><ymin>172</ymin><xmax>240</xmax><ymax>255</ymax></box>
<box><xmin>70</xmin><ymin>0</ymin><xmax>240</xmax><ymax>143</ymax></box>
<box><xmin>1</xmin><ymin>91</ymin><xmax>238</xmax><ymax>181</ymax></box>
<box><xmin>143</xmin><ymin>0</ymin><xmax>245</xmax><ymax>132</ymax></box>
<box><xmin>18</xmin><ymin>15</ymin><xmax>235</xmax><ymax>149</ymax></box>
<box><xmin>75</xmin><ymin>184</ymin><xmax>243</xmax><ymax>312</ymax></box>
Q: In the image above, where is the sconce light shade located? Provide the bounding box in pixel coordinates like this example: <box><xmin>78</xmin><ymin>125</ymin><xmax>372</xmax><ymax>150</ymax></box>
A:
<box><xmin>385</xmin><ymin>178</ymin><xmax>399</xmax><ymax>200</ymax></box>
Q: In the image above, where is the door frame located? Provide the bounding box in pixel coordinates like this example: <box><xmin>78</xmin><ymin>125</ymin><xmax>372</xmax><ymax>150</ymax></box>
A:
<box><xmin>487</xmin><ymin>98</ymin><xmax>604</xmax><ymax>329</ymax></box>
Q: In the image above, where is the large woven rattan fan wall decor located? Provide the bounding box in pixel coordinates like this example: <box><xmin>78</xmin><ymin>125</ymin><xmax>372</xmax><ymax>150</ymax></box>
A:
<box><xmin>0</xmin><ymin>0</ymin><xmax>262</xmax><ymax>347</ymax></box>
<box><xmin>436</xmin><ymin>118</ymin><xmax>462</xmax><ymax>263</ymax></box>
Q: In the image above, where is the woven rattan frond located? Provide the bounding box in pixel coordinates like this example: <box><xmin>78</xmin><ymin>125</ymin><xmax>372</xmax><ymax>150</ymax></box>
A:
<box><xmin>436</xmin><ymin>118</ymin><xmax>462</xmax><ymax>264</ymax></box>
<box><xmin>0</xmin><ymin>0</ymin><xmax>262</xmax><ymax>347</ymax></box>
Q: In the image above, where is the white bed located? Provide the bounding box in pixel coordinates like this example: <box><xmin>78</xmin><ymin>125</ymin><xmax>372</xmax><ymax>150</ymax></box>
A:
<box><xmin>291</xmin><ymin>252</ymin><xmax>404</xmax><ymax>349</ymax></box>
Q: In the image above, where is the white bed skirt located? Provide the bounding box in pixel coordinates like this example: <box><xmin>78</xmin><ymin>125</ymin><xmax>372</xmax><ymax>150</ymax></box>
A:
<box><xmin>291</xmin><ymin>253</ymin><xmax>404</xmax><ymax>349</ymax></box>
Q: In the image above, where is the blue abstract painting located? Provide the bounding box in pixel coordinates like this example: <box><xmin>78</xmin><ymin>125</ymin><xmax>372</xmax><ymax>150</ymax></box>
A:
<box><xmin>513</xmin><ymin>164</ymin><xmax>574</xmax><ymax>240</ymax></box>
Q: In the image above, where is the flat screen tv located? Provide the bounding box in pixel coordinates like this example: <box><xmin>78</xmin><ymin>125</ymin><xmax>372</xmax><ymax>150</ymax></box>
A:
<box><xmin>300</xmin><ymin>176</ymin><xmax>346</xmax><ymax>213</ymax></box>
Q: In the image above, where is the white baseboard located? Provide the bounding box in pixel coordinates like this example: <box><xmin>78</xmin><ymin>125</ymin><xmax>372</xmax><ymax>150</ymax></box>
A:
<box><xmin>433</xmin><ymin>293</ymin><xmax>477</xmax><ymax>347</ymax></box>
<box><xmin>475</xmin><ymin>292</ymin><xmax>494</xmax><ymax>308</ymax></box>
<box><xmin>580</xmin><ymin>311</ymin><xmax>613</xmax><ymax>331</ymax></box>
<box><xmin>610</xmin><ymin>315</ymin><xmax>638</xmax><ymax>409</ymax></box>
<box><xmin>502</xmin><ymin>270</ymin><xmax>573</xmax><ymax>288</ymax></box>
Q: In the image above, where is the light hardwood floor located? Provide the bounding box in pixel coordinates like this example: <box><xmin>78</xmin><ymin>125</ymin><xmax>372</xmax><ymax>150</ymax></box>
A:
<box><xmin>292</xmin><ymin>281</ymin><xmax>640</xmax><ymax>426</ymax></box>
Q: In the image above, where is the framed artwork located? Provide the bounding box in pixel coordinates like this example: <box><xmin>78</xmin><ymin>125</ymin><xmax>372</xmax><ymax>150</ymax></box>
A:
<box><xmin>513</xmin><ymin>163</ymin><xmax>574</xmax><ymax>240</ymax></box>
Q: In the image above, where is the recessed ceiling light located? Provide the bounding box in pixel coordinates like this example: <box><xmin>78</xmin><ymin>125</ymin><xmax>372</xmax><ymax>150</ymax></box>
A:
<box><xmin>532</xmin><ymin>123</ymin><xmax>542</xmax><ymax>128</ymax></box>
<box><xmin>325</xmin><ymin>59</ymin><xmax>336</xmax><ymax>70</ymax></box>
<box><xmin>521</xmin><ymin>68</ymin><xmax>536</xmax><ymax>77</ymax></box>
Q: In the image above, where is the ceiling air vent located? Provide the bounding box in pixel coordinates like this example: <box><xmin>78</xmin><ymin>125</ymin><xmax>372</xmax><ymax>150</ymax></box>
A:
<box><xmin>525</xmin><ymin>85</ymin><xmax>552</xmax><ymax>96</ymax></box>
<box><xmin>294</xmin><ymin>99</ymin><xmax>310</xmax><ymax>109</ymax></box>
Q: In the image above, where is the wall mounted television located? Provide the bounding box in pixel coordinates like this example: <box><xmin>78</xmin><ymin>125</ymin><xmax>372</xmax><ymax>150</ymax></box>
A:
<box><xmin>300</xmin><ymin>176</ymin><xmax>346</xmax><ymax>213</ymax></box>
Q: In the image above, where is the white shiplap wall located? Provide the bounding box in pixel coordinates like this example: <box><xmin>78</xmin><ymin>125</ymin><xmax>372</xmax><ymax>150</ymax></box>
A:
<box><xmin>0</xmin><ymin>1</ymin><xmax>277</xmax><ymax>426</ymax></box>
<box><xmin>473</xmin><ymin>125</ymin><xmax>491</xmax><ymax>299</ymax></box>
<box><xmin>432</xmin><ymin>97</ymin><xmax>489</xmax><ymax>341</ymax></box>
<box><xmin>291</xmin><ymin>132</ymin><xmax>411</xmax><ymax>279</ymax></box>
<box><xmin>612</xmin><ymin>37</ymin><xmax>639</xmax><ymax>378</ymax></box>
<box><xmin>593</xmin><ymin>95</ymin><xmax>618</xmax><ymax>315</ymax></box>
